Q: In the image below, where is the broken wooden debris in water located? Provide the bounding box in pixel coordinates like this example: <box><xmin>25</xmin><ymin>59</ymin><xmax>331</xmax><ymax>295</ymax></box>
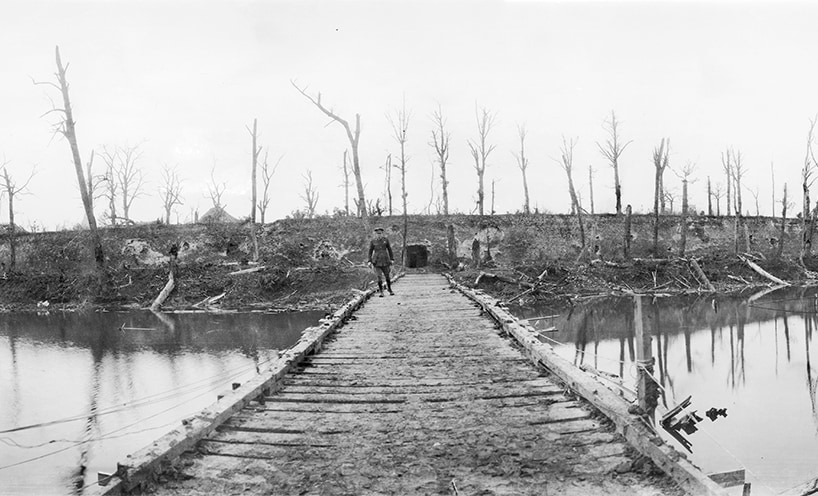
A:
<box><xmin>707</xmin><ymin>469</ymin><xmax>746</xmax><ymax>488</ymax></box>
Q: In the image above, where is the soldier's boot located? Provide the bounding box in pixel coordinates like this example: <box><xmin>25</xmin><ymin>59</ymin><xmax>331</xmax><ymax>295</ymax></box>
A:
<box><xmin>378</xmin><ymin>281</ymin><xmax>384</xmax><ymax>297</ymax></box>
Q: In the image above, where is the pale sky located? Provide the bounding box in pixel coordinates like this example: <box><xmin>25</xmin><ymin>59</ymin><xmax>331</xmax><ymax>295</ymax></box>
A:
<box><xmin>1</xmin><ymin>0</ymin><xmax>817</xmax><ymax>230</ymax></box>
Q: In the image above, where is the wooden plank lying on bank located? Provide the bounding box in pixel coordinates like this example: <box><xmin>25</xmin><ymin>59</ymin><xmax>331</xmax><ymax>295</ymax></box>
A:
<box><xmin>447</xmin><ymin>276</ymin><xmax>728</xmax><ymax>496</ymax></box>
<box><xmin>88</xmin><ymin>274</ymin><xmax>403</xmax><ymax>496</ymax></box>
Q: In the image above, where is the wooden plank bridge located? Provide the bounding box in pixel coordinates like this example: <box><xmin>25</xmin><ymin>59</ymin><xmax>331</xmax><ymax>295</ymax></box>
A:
<box><xmin>96</xmin><ymin>273</ymin><xmax>726</xmax><ymax>496</ymax></box>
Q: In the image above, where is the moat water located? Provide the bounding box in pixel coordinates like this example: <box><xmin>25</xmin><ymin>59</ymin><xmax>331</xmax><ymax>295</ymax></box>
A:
<box><xmin>0</xmin><ymin>309</ymin><xmax>321</xmax><ymax>495</ymax></box>
<box><xmin>515</xmin><ymin>286</ymin><xmax>818</xmax><ymax>495</ymax></box>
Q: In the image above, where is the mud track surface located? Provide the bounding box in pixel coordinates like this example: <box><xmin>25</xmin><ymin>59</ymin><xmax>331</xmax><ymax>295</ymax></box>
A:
<box><xmin>150</xmin><ymin>274</ymin><xmax>681</xmax><ymax>496</ymax></box>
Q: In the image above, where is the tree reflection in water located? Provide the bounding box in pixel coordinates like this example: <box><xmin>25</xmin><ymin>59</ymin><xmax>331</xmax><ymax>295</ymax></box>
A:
<box><xmin>514</xmin><ymin>285</ymin><xmax>818</xmax><ymax>493</ymax></box>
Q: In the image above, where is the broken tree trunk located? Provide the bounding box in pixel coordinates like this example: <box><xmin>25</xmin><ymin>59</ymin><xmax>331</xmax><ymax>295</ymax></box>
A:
<box><xmin>151</xmin><ymin>247</ymin><xmax>178</xmax><ymax>311</ymax></box>
<box><xmin>689</xmin><ymin>259</ymin><xmax>715</xmax><ymax>292</ymax></box>
<box><xmin>740</xmin><ymin>255</ymin><xmax>790</xmax><ymax>286</ymax></box>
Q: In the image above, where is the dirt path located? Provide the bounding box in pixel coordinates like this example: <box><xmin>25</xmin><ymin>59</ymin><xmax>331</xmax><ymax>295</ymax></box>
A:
<box><xmin>151</xmin><ymin>273</ymin><xmax>681</xmax><ymax>496</ymax></box>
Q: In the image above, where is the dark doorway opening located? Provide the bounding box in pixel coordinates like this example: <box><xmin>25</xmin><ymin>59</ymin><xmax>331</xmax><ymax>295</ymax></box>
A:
<box><xmin>405</xmin><ymin>245</ymin><xmax>428</xmax><ymax>268</ymax></box>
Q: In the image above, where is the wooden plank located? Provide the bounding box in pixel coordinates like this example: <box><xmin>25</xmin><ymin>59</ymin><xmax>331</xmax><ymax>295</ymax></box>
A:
<box><xmin>448</xmin><ymin>275</ymin><xmax>729</xmax><ymax>496</ymax></box>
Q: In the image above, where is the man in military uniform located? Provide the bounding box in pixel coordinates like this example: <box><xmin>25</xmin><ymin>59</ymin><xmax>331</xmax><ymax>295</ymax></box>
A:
<box><xmin>368</xmin><ymin>226</ymin><xmax>395</xmax><ymax>297</ymax></box>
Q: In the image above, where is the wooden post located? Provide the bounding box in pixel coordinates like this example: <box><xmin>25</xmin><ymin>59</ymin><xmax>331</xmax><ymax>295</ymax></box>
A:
<box><xmin>634</xmin><ymin>295</ymin><xmax>655</xmax><ymax>413</ymax></box>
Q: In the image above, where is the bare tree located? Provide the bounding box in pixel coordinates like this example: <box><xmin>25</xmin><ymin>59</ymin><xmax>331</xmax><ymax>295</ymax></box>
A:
<box><xmin>746</xmin><ymin>186</ymin><xmax>760</xmax><ymax>217</ymax></box>
<box><xmin>340</xmin><ymin>150</ymin><xmax>351</xmax><ymax>216</ymax></box>
<box><xmin>159</xmin><ymin>164</ymin><xmax>183</xmax><ymax>225</ymax></box>
<box><xmin>721</xmin><ymin>150</ymin><xmax>733</xmax><ymax>218</ymax></box>
<box><xmin>663</xmin><ymin>187</ymin><xmax>678</xmax><ymax>214</ymax></box>
<box><xmin>207</xmin><ymin>164</ymin><xmax>227</xmax><ymax>210</ymax></box>
<box><xmin>101</xmin><ymin>144</ymin><xmax>145</xmax><ymax>224</ymax></box>
<box><xmin>596</xmin><ymin>110</ymin><xmax>632</xmax><ymax>215</ymax></box>
<box><xmin>707</xmin><ymin>176</ymin><xmax>713</xmax><ymax>216</ymax></box>
<box><xmin>98</xmin><ymin>146</ymin><xmax>120</xmax><ymax>225</ymax></box>
<box><xmin>258</xmin><ymin>151</ymin><xmax>280</xmax><ymax>224</ymax></box>
<box><xmin>802</xmin><ymin>116</ymin><xmax>818</xmax><ymax>260</ymax></box>
<box><xmin>247</xmin><ymin>118</ymin><xmax>261</xmax><ymax>223</ymax></box>
<box><xmin>292</xmin><ymin>81</ymin><xmax>366</xmax><ymax>218</ymax></box>
<box><xmin>467</xmin><ymin>105</ymin><xmax>497</xmax><ymax>217</ymax></box>
<box><xmin>430</xmin><ymin>104</ymin><xmax>455</xmax><ymax>266</ymax></box>
<box><xmin>771</xmin><ymin>161</ymin><xmax>776</xmax><ymax>217</ymax></box>
<box><xmin>779</xmin><ymin>183</ymin><xmax>792</xmax><ymax>258</ymax></box>
<box><xmin>729</xmin><ymin>148</ymin><xmax>747</xmax><ymax>252</ymax></box>
<box><xmin>513</xmin><ymin>124</ymin><xmax>530</xmax><ymax>214</ymax></box>
<box><xmin>388</xmin><ymin>97</ymin><xmax>411</xmax><ymax>265</ymax></box>
<box><xmin>674</xmin><ymin>161</ymin><xmax>696</xmax><ymax>256</ymax></box>
<box><xmin>1</xmin><ymin>164</ymin><xmax>35</xmax><ymax>270</ymax></box>
<box><xmin>588</xmin><ymin>165</ymin><xmax>596</xmax><ymax>215</ymax></box>
<box><xmin>652</xmin><ymin>138</ymin><xmax>670</xmax><ymax>255</ymax></box>
<box><xmin>557</xmin><ymin>137</ymin><xmax>585</xmax><ymax>249</ymax></box>
<box><xmin>300</xmin><ymin>170</ymin><xmax>319</xmax><ymax>218</ymax></box>
<box><xmin>426</xmin><ymin>159</ymin><xmax>436</xmax><ymax>215</ymax></box>
<box><xmin>712</xmin><ymin>183</ymin><xmax>724</xmax><ymax>217</ymax></box>
<box><xmin>380</xmin><ymin>153</ymin><xmax>393</xmax><ymax>215</ymax></box>
<box><xmin>430</xmin><ymin>104</ymin><xmax>451</xmax><ymax>216</ymax></box>
<box><xmin>36</xmin><ymin>46</ymin><xmax>103</xmax><ymax>269</ymax></box>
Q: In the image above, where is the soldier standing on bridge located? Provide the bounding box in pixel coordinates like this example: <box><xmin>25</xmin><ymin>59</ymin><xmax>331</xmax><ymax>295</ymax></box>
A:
<box><xmin>368</xmin><ymin>226</ymin><xmax>395</xmax><ymax>297</ymax></box>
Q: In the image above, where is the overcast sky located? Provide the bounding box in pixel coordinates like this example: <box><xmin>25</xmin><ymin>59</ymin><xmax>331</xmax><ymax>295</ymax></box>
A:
<box><xmin>1</xmin><ymin>0</ymin><xmax>817</xmax><ymax>230</ymax></box>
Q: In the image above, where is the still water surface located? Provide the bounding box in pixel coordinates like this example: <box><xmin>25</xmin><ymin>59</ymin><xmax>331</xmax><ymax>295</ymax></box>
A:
<box><xmin>0</xmin><ymin>310</ymin><xmax>321</xmax><ymax>495</ymax></box>
<box><xmin>516</xmin><ymin>286</ymin><xmax>818</xmax><ymax>495</ymax></box>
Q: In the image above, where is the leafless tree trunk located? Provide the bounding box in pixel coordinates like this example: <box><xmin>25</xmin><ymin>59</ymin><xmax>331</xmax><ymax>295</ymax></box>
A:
<box><xmin>779</xmin><ymin>183</ymin><xmax>790</xmax><ymax>258</ymax></box>
<box><xmin>98</xmin><ymin>147</ymin><xmax>119</xmax><ymax>225</ymax></box>
<box><xmin>467</xmin><ymin>106</ymin><xmax>497</xmax><ymax>217</ymax></box>
<box><xmin>160</xmin><ymin>164</ymin><xmax>183</xmax><ymax>225</ymax></box>
<box><xmin>558</xmin><ymin>137</ymin><xmax>585</xmax><ymax>249</ymax></box>
<box><xmin>258</xmin><ymin>151</ymin><xmax>280</xmax><ymax>224</ymax></box>
<box><xmin>513</xmin><ymin>124</ymin><xmax>530</xmax><ymax>214</ymax></box>
<box><xmin>707</xmin><ymin>176</ymin><xmax>713</xmax><ymax>216</ymax></box>
<box><xmin>713</xmin><ymin>183</ymin><xmax>724</xmax><ymax>217</ymax></box>
<box><xmin>663</xmin><ymin>188</ymin><xmax>677</xmax><ymax>214</ymax></box>
<box><xmin>0</xmin><ymin>164</ymin><xmax>34</xmax><ymax>270</ymax></box>
<box><xmin>430</xmin><ymin>104</ymin><xmax>451</xmax><ymax>217</ymax></box>
<box><xmin>381</xmin><ymin>154</ymin><xmax>393</xmax><ymax>216</ymax></box>
<box><xmin>292</xmin><ymin>81</ymin><xmax>366</xmax><ymax>218</ymax></box>
<box><xmin>341</xmin><ymin>150</ymin><xmax>350</xmax><ymax>216</ymax></box>
<box><xmin>722</xmin><ymin>150</ymin><xmax>733</xmax><ymax>218</ymax></box>
<box><xmin>300</xmin><ymin>170</ymin><xmax>319</xmax><ymax>218</ymax></box>
<box><xmin>802</xmin><ymin>116</ymin><xmax>818</xmax><ymax>261</ymax></box>
<box><xmin>675</xmin><ymin>161</ymin><xmax>696</xmax><ymax>257</ymax></box>
<box><xmin>207</xmin><ymin>164</ymin><xmax>227</xmax><ymax>210</ymax></box>
<box><xmin>388</xmin><ymin>98</ymin><xmax>411</xmax><ymax>265</ymax></box>
<box><xmin>248</xmin><ymin>118</ymin><xmax>261</xmax><ymax>223</ymax></box>
<box><xmin>652</xmin><ymin>138</ymin><xmax>670</xmax><ymax>255</ymax></box>
<box><xmin>430</xmin><ymin>104</ymin><xmax>455</xmax><ymax>266</ymax></box>
<box><xmin>771</xmin><ymin>161</ymin><xmax>776</xmax><ymax>217</ymax></box>
<box><xmin>730</xmin><ymin>148</ymin><xmax>747</xmax><ymax>252</ymax></box>
<box><xmin>490</xmin><ymin>179</ymin><xmax>497</xmax><ymax>215</ymax></box>
<box><xmin>597</xmin><ymin>110</ymin><xmax>631</xmax><ymax>215</ymax></box>
<box><xmin>40</xmin><ymin>46</ymin><xmax>104</xmax><ymax>269</ymax></box>
<box><xmin>426</xmin><ymin>159</ymin><xmax>436</xmax><ymax>215</ymax></box>
<box><xmin>747</xmin><ymin>186</ymin><xmax>760</xmax><ymax>217</ymax></box>
<box><xmin>588</xmin><ymin>165</ymin><xmax>595</xmax><ymax>215</ymax></box>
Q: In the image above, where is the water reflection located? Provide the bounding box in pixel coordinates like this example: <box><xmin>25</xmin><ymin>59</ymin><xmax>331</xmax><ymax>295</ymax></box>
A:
<box><xmin>515</xmin><ymin>286</ymin><xmax>818</xmax><ymax>495</ymax></box>
<box><xmin>0</xmin><ymin>310</ymin><xmax>320</xmax><ymax>495</ymax></box>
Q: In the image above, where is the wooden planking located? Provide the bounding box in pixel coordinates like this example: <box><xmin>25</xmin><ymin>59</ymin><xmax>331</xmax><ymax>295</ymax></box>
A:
<box><xmin>128</xmin><ymin>273</ymin><xmax>684</xmax><ymax>496</ymax></box>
